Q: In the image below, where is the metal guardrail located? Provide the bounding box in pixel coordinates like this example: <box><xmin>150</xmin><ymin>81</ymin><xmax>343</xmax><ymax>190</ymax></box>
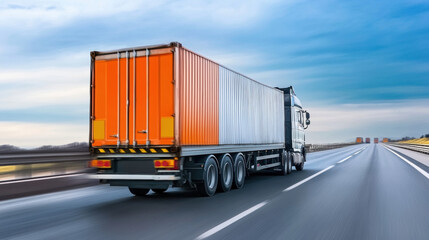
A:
<box><xmin>0</xmin><ymin>152</ymin><xmax>90</xmax><ymax>166</ymax></box>
<box><xmin>385</xmin><ymin>143</ymin><xmax>429</xmax><ymax>154</ymax></box>
<box><xmin>305</xmin><ymin>143</ymin><xmax>358</xmax><ymax>153</ymax></box>
<box><xmin>0</xmin><ymin>152</ymin><xmax>90</xmax><ymax>182</ymax></box>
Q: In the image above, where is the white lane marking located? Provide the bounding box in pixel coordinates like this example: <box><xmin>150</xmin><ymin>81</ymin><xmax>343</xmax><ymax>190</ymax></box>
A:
<box><xmin>195</xmin><ymin>147</ymin><xmax>367</xmax><ymax>239</ymax></box>
<box><xmin>384</xmin><ymin>146</ymin><xmax>429</xmax><ymax>180</ymax></box>
<box><xmin>0</xmin><ymin>173</ymin><xmax>86</xmax><ymax>185</ymax></box>
<box><xmin>283</xmin><ymin>165</ymin><xmax>335</xmax><ymax>192</ymax></box>
<box><xmin>284</xmin><ymin>147</ymin><xmax>366</xmax><ymax>192</ymax></box>
<box><xmin>338</xmin><ymin>147</ymin><xmax>366</xmax><ymax>163</ymax></box>
<box><xmin>195</xmin><ymin>201</ymin><xmax>268</xmax><ymax>240</ymax></box>
<box><xmin>353</xmin><ymin>147</ymin><xmax>366</xmax><ymax>155</ymax></box>
<box><xmin>337</xmin><ymin>156</ymin><xmax>352</xmax><ymax>163</ymax></box>
<box><xmin>306</xmin><ymin>146</ymin><xmax>365</xmax><ymax>165</ymax></box>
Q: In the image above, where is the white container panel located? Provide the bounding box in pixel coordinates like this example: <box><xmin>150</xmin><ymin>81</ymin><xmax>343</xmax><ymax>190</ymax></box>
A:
<box><xmin>219</xmin><ymin>66</ymin><xmax>285</xmax><ymax>145</ymax></box>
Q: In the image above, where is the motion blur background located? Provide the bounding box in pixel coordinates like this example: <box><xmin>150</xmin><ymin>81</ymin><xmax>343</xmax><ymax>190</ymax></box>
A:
<box><xmin>1</xmin><ymin>0</ymin><xmax>428</xmax><ymax>147</ymax></box>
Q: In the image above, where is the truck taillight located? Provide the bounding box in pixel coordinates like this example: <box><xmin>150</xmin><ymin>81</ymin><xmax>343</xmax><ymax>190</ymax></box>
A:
<box><xmin>90</xmin><ymin>160</ymin><xmax>111</xmax><ymax>169</ymax></box>
<box><xmin>154</xmin><ymin>159</ymin><xmax>179</xmax><ymax>170</ymax></box>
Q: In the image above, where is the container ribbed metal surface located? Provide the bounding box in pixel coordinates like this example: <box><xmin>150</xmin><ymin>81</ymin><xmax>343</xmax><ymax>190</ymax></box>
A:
<box><xmin>179</xmin><ymin>48</ymin><xmax>219</xmax><ymax>145</ymax></box>
<box><xmin>219</xmin><ymin>66</ymin><xmax>285</xmax><ymax>144</ymax></box>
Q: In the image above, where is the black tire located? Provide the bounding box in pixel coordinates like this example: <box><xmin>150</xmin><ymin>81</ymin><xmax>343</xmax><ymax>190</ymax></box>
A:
<box><xmin>286</xmin><ymin>152</ymin><xmax>292</xmax><ymax>174</ymax></box>
<box><xmin>129</xmin><ymin>187</ymin><xmax>149</xmax><ymax>196</ymax></box>
<box><xmin>196</xmin><ymin>156</ymin><xmax>218</xmax><ymax>197</ymax></box>
<box><xmin>152</xmin><ymin>187</ymin><xmax>168</xmax><ymax>194</ymax></box>
<box><xmin>217</xmin><ymin>154</ymin><xmax>233</xmax><ymax>192</ymax></box>
<box><xmin>295</xmin><ymin>153</ymin><xmax>304</xmax><ymax>171</ymax></box>
<box><xmin>280</xmin><ymin>151</ymin><xmax>287</xmax><ymax>175</ymax></box>
<box><xmin>280</xmin><ymin>151</ymin><xmax>292</xmax><ymax>175</ymax></box>
<box><xmin>232</xmin><ymin>154</ymin><xmax>246</xmax><ymax>189</ymax></box>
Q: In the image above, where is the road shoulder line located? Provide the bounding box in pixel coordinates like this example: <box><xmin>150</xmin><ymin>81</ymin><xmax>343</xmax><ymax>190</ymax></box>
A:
<box><xmin>383</xmin><ymin>145</ymin><xmax>429</xmax><ymax>180</ymax></box>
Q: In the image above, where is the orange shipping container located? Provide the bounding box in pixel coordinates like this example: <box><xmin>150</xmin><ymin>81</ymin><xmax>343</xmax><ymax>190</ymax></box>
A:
<box><xmin>90</xmin><ymin>42</ymin><xmax>284</xmax><ymax>149</ymax></box>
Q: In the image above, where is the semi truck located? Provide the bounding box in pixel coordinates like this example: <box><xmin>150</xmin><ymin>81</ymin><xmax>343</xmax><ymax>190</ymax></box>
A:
<box><xmin>356</xmin><ymin>137</ymin><xmax>363</xmax><ymax>143</ymax></box>
<box><xmin>366</xmin><ymin>138</ymin><xmax>371</xmax><ymax>144</ymax></box>
<box><xmin>89</xmin><ymin>42</ymin><xmax>310</xmax><ymax>196</ymax></box>
<box><xmin>374</xmin><ymin>138</ymin><xmax>379</xmax><ymax>144</ymax></box>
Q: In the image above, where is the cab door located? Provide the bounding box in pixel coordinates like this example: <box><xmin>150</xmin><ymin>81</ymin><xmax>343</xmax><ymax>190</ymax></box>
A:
<box><xmin>291</xmin><ymin>107</ymin><xmax>305</xmax><ymax>152</ymax></box>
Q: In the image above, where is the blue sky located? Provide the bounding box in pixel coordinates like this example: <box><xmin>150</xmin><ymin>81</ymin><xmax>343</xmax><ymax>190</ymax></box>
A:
<box><xmin>1</xmin><ymin>0</ymin><xmax>428</xmax><ymax>147</ymax></box>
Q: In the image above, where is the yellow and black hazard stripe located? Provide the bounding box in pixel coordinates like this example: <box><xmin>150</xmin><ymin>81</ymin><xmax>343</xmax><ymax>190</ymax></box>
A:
<box><xmin>94</xmin><ymin>147</ymin><xmax>173</xmax><ymax>154</ymax></box>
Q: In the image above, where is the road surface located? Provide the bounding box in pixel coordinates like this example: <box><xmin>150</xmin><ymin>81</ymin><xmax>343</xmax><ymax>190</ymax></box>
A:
<box><xmin>0</xmin><ymin>144</ymin><xmax>428</xmax><ymax>240</ymax></box>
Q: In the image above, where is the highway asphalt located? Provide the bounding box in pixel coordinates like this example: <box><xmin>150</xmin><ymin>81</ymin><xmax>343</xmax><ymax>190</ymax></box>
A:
<box><xmin>0</xmin><ymin>144</ymin><xmax>428</xmax><ymax>240</ymax></box>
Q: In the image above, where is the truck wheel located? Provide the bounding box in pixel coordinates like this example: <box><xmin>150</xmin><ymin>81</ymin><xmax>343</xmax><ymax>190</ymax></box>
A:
<box><xmin>233</xmin><ymin>154</ymin><xmax>245</xmax><ymax>189</ymax></box>
<box><xmin>295</xmin><ymin>162</ymin><xmax>304</xmax><ymax>171</ymax></box>
<box><xmin>152</xmin><ymin>187</ymin><xmax>168</xmax><ymax>194</ymax></box>
<box><xmin>217</xmin><ymin>154</ymin><xmax>233</xmax><ymax>192</ymax></box>
<box><xmin>287</xmin><ymin>152</ymin><xmax>292</xmax><ymax>174</ymax></box>
<box><xmin>280</xmin><ymin>151</ymin><xmax>292</xmax><ymax>175</ymax></box>
<box><xmin>129</xmin><ymin>187</ymin><xmax>149</xmax><ymax>196</ymax></box>
<box><xmin>295</xmin><ymin>153</ymin><xmax>304</xmax><ymax>171</ymax></box>
<box><xmin>196</xmin><ymin>156</ymin><xmax>218</xmax><ymax>197</ymax></box>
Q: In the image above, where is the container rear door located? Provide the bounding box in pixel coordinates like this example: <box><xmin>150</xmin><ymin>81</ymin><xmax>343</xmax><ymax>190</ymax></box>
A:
<box><xmin>91</xmin><ymin>49</ymin><xmax>175</xmax><ymax>147</ymax></box>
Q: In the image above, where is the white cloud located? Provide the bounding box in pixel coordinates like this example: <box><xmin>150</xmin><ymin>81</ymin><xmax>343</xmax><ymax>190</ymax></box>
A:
<box><xmin>306</xmin><ymin>99</ymin><xmax>429</xmax><ymax>144</ymax></box>
<box><xmin>168</xmin><ymin>0</ymin><xmax>287</xmax><ymax>28</ymax></box>
<box><xmin>0</xmin><ymin>66</ymin><xmax>87</xmax><ymax>84</ymax></box>
<box><xmin>247</xmin><ymin>67</ymin><xmax>324</xmax><ymax>88</ymax></box>
<box><xmin>0</xmin><ymin>121</ymin><xmax>88</xmax><ymax>148</ymax></box>
<box><xmin>202</xmin><ymin>51</ymin><xmax>271</xmax><ymax>71</ymax></box>
<box><xmin>0</xmin><ymin>66</ymin><xmax>88</xmax><ymax>110</ymax></box>
<box><xmin>0</xmin><ymin>0</ymin><xmax>164</xmax><ymax>31</ymax></box>
<box><xmin>0</xmin><ymin>0</ymin><xmax>287</xmax><ymax>34</ymax></box>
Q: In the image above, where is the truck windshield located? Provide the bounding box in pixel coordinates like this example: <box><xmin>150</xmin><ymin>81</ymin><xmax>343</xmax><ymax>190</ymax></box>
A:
<box><xmin>292</xmin><ymin>95</ymin><xmax>302</xmax><ymax>108</ymax></box>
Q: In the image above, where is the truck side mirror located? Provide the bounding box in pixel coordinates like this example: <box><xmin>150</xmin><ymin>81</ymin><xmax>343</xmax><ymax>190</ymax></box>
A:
<box><xmin>306</xmin><ymin>119</ymin><xmax>310</xmax><ymax>125</ymax></box>
<box><xmin>306</xmin><ymin>112</ymin><xmax>310</xmax><ymax>119</ymax></box>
